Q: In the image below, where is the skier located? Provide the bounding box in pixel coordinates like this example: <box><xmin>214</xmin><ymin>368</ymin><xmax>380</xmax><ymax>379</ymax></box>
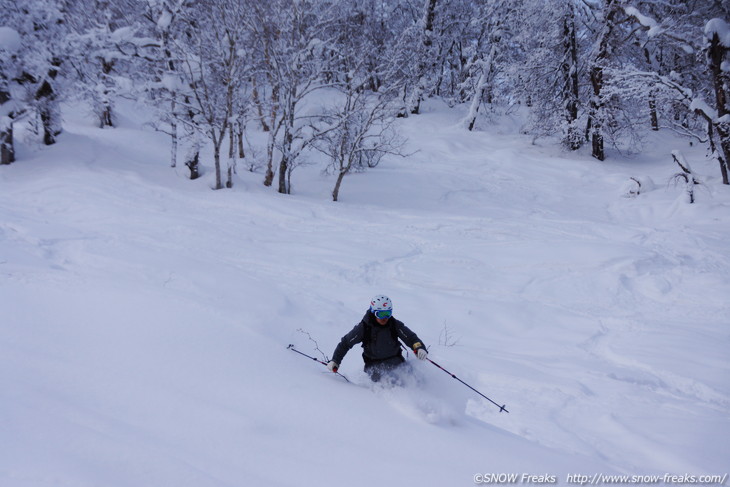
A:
<box><xmin>327</xmin><ymin>295</ymin><xmax>428</xmax><ymax>382</ymax></box>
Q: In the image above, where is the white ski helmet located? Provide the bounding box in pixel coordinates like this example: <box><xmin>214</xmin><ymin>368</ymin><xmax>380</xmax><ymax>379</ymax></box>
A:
<box><xmin>370</xmin><ymin>295</ymin><xmax>392</xmax><ymax>312</ymax></box>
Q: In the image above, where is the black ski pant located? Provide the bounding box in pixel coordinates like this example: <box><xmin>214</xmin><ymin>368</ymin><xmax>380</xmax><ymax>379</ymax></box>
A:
<box><xmin>363</xmin><ymin>354</ymin><xmax>406</xmax><ymax>382</ymax></box>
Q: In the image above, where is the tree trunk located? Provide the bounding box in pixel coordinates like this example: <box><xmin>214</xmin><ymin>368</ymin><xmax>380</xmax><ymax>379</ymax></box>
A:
<box><xmin>463</xmin><ymin>37</ymin><xmax>498</xmax><ymax>131</ymax></box>
<box><xmin>587</xmin><ymin>0</ymin><xmax>620</xmax><ymax>161</ymax></box>
<box><xmin>264</xmin><ymin>139</ymin><xmax>275</xmax><ymax>187</ymax></box>
<box><xmin>185</xmin><ymin>151</ymin><xmax>199</xmax><ymax>180</ymax></box>
<box><xmin>169</xmin><ymin>94</ymin><xmax>178</xmax><ymax>167</ymax></box>
<box><xmin>36</xmin><ymin>60</ymin><xmax>62</xmax><ymax>145</ymax></box>
<box><xmin>277</xmin><ymin>101</ymin><xmax>296</xmax><ymax>194</ymax></box>
<box><xmin>648</xmin><ymin>92</ymin><xmax>659</xmax><ymax>131</ymax></box>
<box><xmin>707</xmin><ymin>31</ymin><xmax>729</xmax><ymax>184</ymax></box>
<box><xmin>590</xmin><ymin>117</ymin><xmax>605</xmax><ymax>161</ymax></box>
<box><xmin>227</xmin><ymin>125</ymin><xmax>236</xmax><ymax>188</ymax></box>
<box><xmin>238</xmin><ymin>125</ymin><xmax>245</xmax><ymax>159</ymax></box>
<box><xmin>640</xmin><ymin>46</ymin><xmax>660</xmax><ymax>132</ymax></box>
<box><xmin>332</xmin><ymin>170</ymin><xmax>346</xmax><ymax>202</ymax></box>
<box><xmin>589</xmin><ymin>63</ymin><xmax>605</xmax><ymax>161</ymax></box>
<box><xmin>0</xmin><ymin>87</ymin><xmax>14</xmax><ymax>163</ymax></box>
<box><xmin>39</xmin><ymin>102</ymin><xmax>62</xmax><ymax>145</ymax></box>
<box><xmin>37</xmin><ymin>84</ymin><xmax>62</xmax><ymax>145</ymax></box>
<box><xmin>716</xmin><ymin>130</ymin><xmax>730</xmax><ymax>185</ymax></box>
<box><xmin>562</xmin><ymin>9</ymin><xmax>581</xmax><ymax>149</ymax></box>
<box><xmin>0</xmin><ymin>119</ymin><xmax>14</xmax><ymax>165</ymax></box>
<box><xmin>99</xmin><ymin>59</ymin><xmax>115</xmax><ymax>128</ymax></box>
<box><xmin>160</xmin><ymin>28</ymin><xmax>178</xmax><ymax>168</ymax></box>
<box><xmin>404</xmin><ymin>0</ymin><xmax>438</xmax><ymax>116</ymax></box>
<box><xmin>705</xmin><ymin>121</ymin><xmax>729</xmax><ymax>187</ymax></box>
<box><xmin>213</xmin><ymin>141</ymin><xmax>223</xmax><ymax>190</ymax></box>
<box><xmin>278</xmin><ymin>153</ymin><xmax>289</xmax><ymax>194</ymax></box>
<box><xmin>464</xmin><ymin>69</ymin><xmax>487</xmax><ymax>131</ymax></box>
<box><xmin>251</xmin><ymin>77</ymin><xmax>270</xmax><ymax>132</ymax></box>
<box><xmin>100</xmin><ymin>106</ymin><xmax>113</xmax><ymax>128</ymax></box>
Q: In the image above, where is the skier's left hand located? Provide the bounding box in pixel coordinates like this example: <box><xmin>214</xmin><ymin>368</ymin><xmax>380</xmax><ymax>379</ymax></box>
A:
<box><xmin>416</xmin><ymin>348</ymin><xmax>428</xmax><ymax>360</ymax></box>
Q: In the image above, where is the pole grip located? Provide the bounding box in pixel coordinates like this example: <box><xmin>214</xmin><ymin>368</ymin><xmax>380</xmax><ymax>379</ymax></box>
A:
<box><xmin>287</xmin><ymin>344</ymin><xmax>349</xmax><ymax>383</ymax></box>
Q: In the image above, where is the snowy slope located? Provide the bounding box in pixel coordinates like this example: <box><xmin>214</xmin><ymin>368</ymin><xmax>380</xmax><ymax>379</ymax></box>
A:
<box><xmin>1</xmin><ymin>100</ymin><xmax>729</xmax><ymax>486</ymax></box>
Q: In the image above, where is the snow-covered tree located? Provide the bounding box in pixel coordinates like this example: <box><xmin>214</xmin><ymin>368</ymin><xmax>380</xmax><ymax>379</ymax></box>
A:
<box><xmin>63</xmin><ymin>0</ymin><xmax>142</xmax><ymax>128</ymax></box>
<box><xmin>4</xmin><ymin>0</ymin><xmax>727</xmax><ymax>192</ymax></box>
<box><xmin>25</xmin><ymin>1</ymin><xmax>66</xmax><ymax>145</ymax></box>
<box><xmin>139</xmin><ymin>0</ymin><xmax>193</xmax><ymax>168</ymax></box>
<box><xmin>0</xmin><ymin>0</ymin><xmax>68</xmax><ymax>158</ymax></box>
<box><xmin>171</xmin><ymin>0</ymin><xmax>250</xmax><ymax>189</ymax></box>
<box><xmin>402</xmin><ymin>0</ymin><xmax>439</xmax><ymax>116</ymax></box>
<box><xmin>460</xmin><ymin>0</ymin><xmax>513</xmax><ymax>131</ymax></box>
<box><xmin>585</xmin><ymin>0</ymin><xmax>626</xmax><ymax>161</ymax></box>
<box><xmin>0</xmin><ymin>25</ymin><xmax>22</xmax><ymax>164</ymax></box>
<box><xmin>248</xmin><ymin>0</ymin><xmax>338</xmax><ymax>194</ymax></box>
<box><xmin>312</xmin><ymin>19</ymin><xmax>406</xmax><ymax>202</ymax></box>
<box><xmin>703</xmin><ymin>18</ymin><xmax>730</xmax><ymax>184</ymax></box>
<box><xmin>616</xmin><ymin>2</ymin><xmax>730</xmax><ymax>184</ymax></box>
<box><xmin>512</xmin><ymin>0</ymin><xmax>585</xmax><ymax>148</ymax></box>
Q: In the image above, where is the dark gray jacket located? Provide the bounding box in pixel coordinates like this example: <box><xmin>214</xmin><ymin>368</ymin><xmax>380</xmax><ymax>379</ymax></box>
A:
<box><xmin>332</xmin><ymin>310</ymin><xmax>426</xmax><ymax>365</ymax></box>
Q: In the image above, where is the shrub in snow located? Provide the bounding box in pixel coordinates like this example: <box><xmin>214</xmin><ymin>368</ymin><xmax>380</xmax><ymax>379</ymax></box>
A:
<box><xmin>670</xmin><ymin>151</ymin><xmax>702</xmax><ymax>204</ymax></box>
<box><xmin>621</xmin><ymin>176</ymin><xmax>655</xmax><ymax>198</ymax></box>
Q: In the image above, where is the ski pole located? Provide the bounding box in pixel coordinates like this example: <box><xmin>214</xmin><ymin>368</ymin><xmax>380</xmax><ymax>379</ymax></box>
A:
<box><xmin>428</xmin><ymin>358</ymin><xmax>508</xmax><ymax>413</ymax></box>
<box><xmin>409</xmin><ymin>348</ymin><xmax>508</xmax><ymax>413</ymax></box>
<box><xmin>287</xmin><ymin>344</ymin><xmax>350</xmax><ymax>383</ymax></box>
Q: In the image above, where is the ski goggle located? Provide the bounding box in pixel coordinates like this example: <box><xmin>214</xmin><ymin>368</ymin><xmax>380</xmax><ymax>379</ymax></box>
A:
<box><xmin>373</xmin><ymin>309</ymin><xmax>392</xmax><ymax>320</ymax></box>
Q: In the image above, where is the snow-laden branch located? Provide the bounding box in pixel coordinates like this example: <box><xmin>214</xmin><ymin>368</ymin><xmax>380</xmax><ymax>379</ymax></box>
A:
<box><xmin>609</xmin><ymin>68</ymin><xmax>722</xmax><ymax>124</ymax></box>
<box><xmin>704</xmin><ymin>18</ymin><xmax>730</xmax><ymax>48</ymax></box>
<box><xmin>623</xmin><ymin>5</ymin><xmax>694</xmax><ymax>53</ymax></box>
<box><xmin>624</xmin><ymin>6</ymin><xmax>664</xmax><ymax>38</ymax></box>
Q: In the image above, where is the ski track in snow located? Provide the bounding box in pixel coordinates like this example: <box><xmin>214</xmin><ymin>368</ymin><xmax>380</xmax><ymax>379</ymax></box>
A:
<box><xmin>1</xmin><ymin>100</ymin><xmax>729</xmax><ymax>485</ymax></box>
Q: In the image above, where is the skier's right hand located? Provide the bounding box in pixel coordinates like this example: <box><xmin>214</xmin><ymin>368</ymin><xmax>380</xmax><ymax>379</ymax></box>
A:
<box><xmin>327</xmin><ymin>361</ymin><xmax>339</xmax><ymax>373</ymax></box>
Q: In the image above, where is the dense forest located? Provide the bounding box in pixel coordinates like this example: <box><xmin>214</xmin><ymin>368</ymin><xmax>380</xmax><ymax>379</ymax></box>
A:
<box><xmin>1</xmin><ymin>0</ymin><xmax>728</xmax><ymax>198</ymax></box>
